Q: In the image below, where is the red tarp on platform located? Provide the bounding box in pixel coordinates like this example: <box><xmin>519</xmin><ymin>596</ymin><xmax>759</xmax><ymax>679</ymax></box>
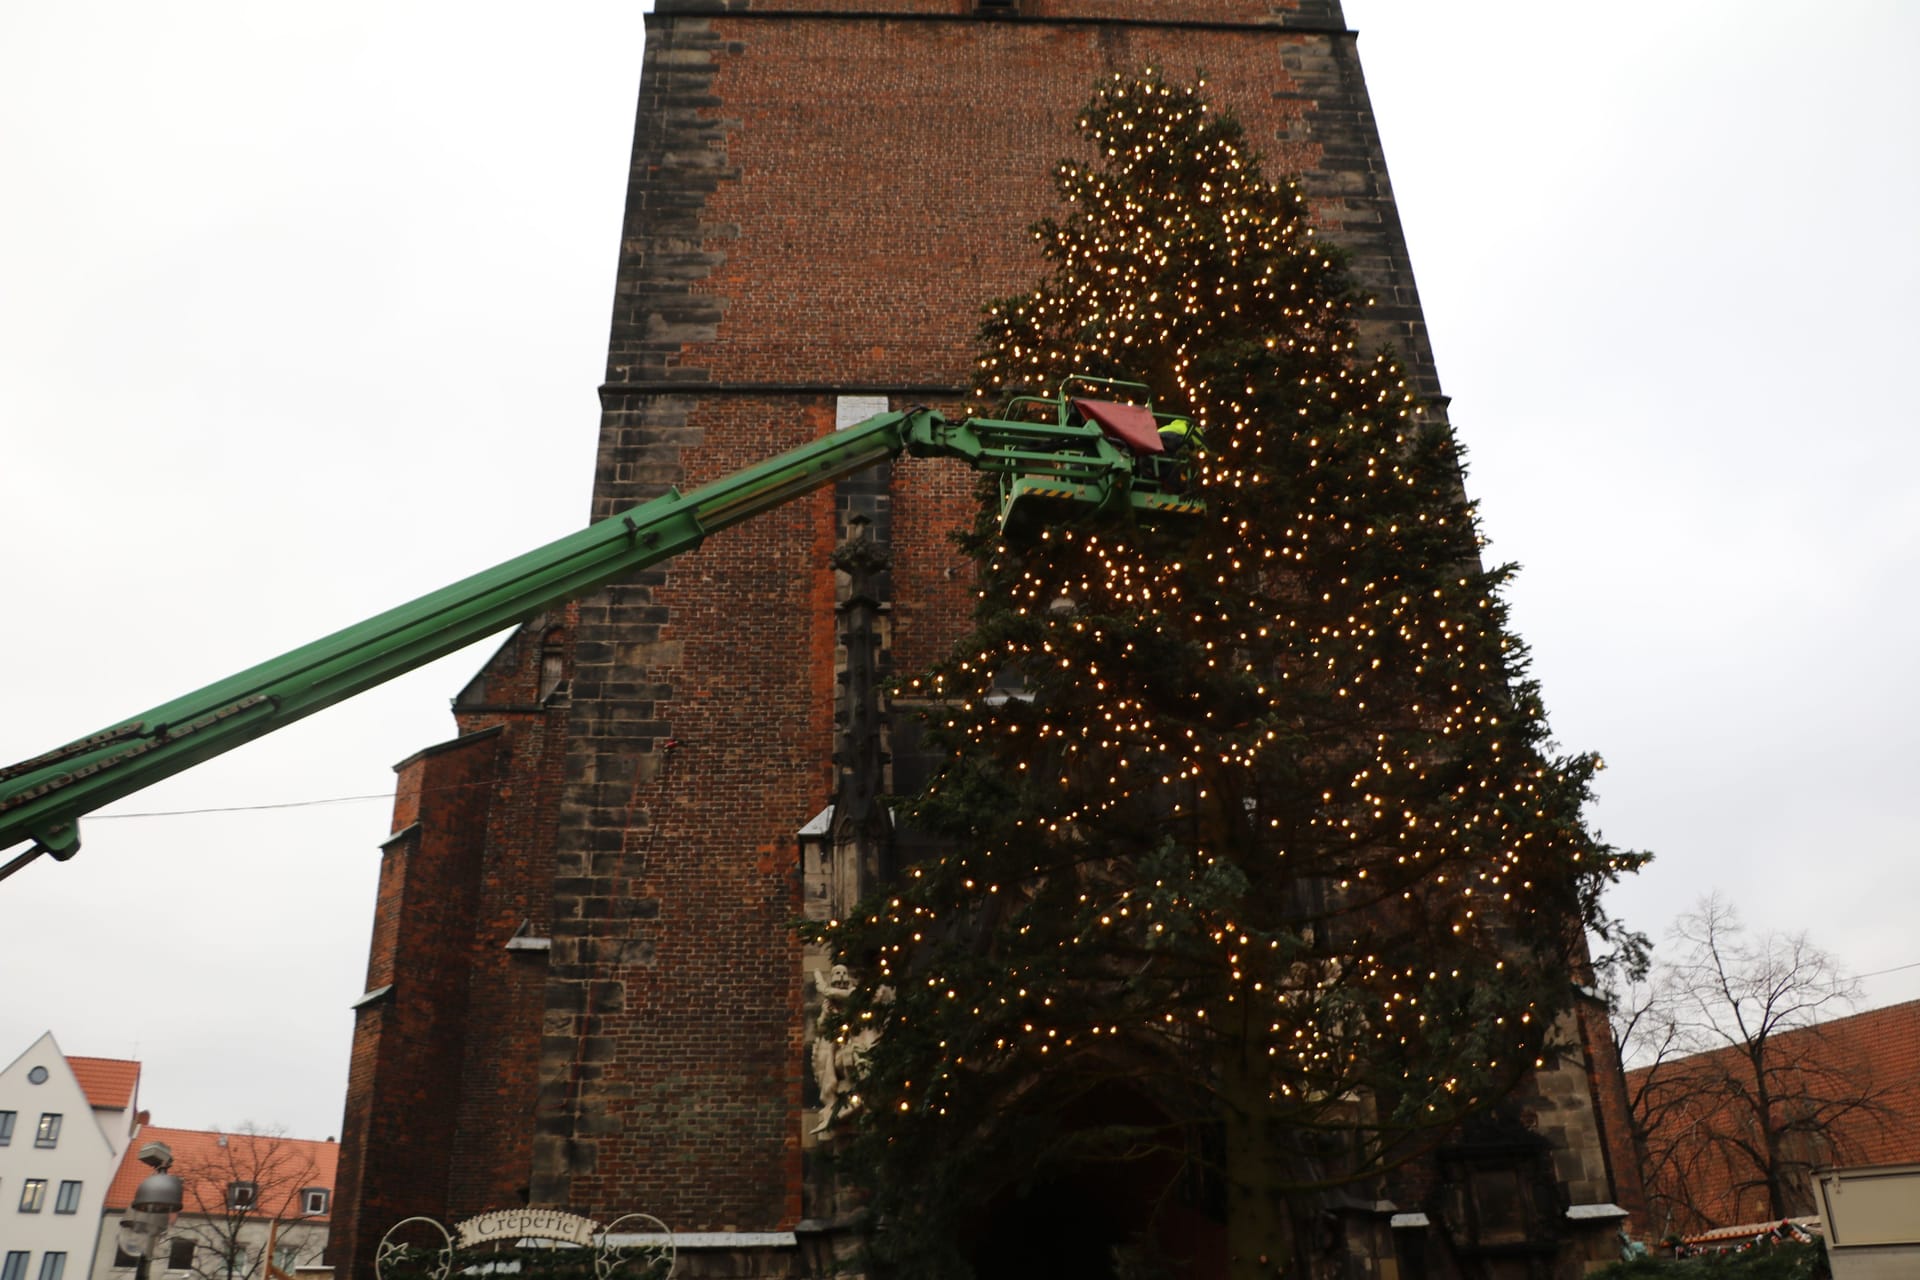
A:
<box><xmin>1073</xmin><ymin>398</ymin><xmax>1164</xmax><ymax>454</ymax></box>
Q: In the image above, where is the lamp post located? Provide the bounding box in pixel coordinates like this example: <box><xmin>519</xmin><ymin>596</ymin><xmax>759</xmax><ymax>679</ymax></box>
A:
<box><xmin>116</xmin><ymin>1143</ymin><xmax>183</xmax><ymax>1280</ymax></box>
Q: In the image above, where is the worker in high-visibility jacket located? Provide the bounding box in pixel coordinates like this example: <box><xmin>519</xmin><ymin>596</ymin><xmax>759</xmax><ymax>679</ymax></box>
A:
<box><xmin>1157</xmin><ymin>416</ymin><xmax>1194</xmax><ymax>491</ymax></box>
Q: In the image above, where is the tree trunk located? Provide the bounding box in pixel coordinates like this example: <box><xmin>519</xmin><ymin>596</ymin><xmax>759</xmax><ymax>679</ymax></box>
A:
<box><xmin>1219</xmin><ymin>1041</ymin><xmax>1306</xmax><ymax>1280</ymax></box>
<box><xmin>1754</xmin><ymin>1052</ymin><xmax>1789</xmax><ymax>1220</ymax></box>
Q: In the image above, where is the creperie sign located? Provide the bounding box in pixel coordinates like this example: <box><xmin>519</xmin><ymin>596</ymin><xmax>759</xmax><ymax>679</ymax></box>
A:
<box><xmin>453</xmin><ymin>1208</ymin><xmax>599</xmax><ymax>1247</ymax></box>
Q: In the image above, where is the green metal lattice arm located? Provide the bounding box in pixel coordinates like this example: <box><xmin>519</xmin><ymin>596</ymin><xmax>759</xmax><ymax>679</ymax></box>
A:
<box><xmin>0</xmin><ymin>399</ymin><xmax>1196</xmax><ymax>880</ymax></box>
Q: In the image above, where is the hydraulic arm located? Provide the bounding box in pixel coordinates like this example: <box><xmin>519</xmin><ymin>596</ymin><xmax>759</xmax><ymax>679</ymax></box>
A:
<box><xmin>0</xmin><ymin>387</ymin><xmax>1201</xmax><ymax>881</ymax></box>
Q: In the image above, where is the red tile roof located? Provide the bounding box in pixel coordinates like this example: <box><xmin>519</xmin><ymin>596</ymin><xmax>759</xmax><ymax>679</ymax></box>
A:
<box><xmin>1627</xmin><ymin>998</ymin><xmax>1920</xmax><ymax>1229</ymax></box>
<box><xmin>67</xmin><ymin>1055</ymin><xmax>141</xmax><ymax>1110</ymax></box>
<box><xmin>106</xmin><ymin>1125</ymin><xmax>339</xmax><ymax>1221</ymax></box>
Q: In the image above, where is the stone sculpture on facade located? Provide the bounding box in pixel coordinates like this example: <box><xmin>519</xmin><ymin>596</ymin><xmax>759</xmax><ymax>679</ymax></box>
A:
<box><xmin>810</xmin><ymin>964</ymin><xmax>888</xmax><ymax>1136</ymax></box>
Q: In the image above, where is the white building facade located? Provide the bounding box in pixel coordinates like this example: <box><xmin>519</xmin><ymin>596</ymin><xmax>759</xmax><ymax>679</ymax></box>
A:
<box><xmin>1</xmin><ymin>1034</ymin><xmax>140</xmax><ymax>1280</ymax></box>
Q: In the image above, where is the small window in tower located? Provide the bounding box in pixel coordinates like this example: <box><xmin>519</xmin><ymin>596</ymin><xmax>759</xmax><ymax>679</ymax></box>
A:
<box><xmin>835</xmin><ymin>395</ymin><xmax>889</xmax><ymax>431</ymax></box>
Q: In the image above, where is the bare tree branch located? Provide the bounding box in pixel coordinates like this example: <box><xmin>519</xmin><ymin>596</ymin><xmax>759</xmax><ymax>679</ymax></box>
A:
<box><xmin>1617</xmin><ymin>894</ymin><xmax>1896</xmax><ymax>1234</ymax></box>
<box><xmin>163</xmin><ymin>1125</ymin><xmax>328</xmax><ymax>1280</ymax></box>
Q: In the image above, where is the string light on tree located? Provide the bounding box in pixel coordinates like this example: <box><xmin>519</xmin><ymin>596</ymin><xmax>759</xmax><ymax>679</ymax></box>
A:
<box><xmin>807</xmin><ymin>72</ymin><xmax>1643</xmax><ymax>1279</ymax></box>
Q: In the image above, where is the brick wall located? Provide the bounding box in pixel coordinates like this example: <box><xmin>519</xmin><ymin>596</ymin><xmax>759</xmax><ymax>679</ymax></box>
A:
<box><xmin>1580</xmin><ymin>987</ymin><xmax>1650</xmax><ymax>1225</ymax></box>
<box><xmin>329</xmin><ymin>726</ymin><xmax>500</xmax><ymax>1274</ymax></box>
<box><xmin>329</xmin><ymin>616</ymin><xmax>574</xmax><ymax>1279</ymax></box>
<box><xmin>445</xmin><ymin>613</ymin><xmax>576</xmax><ymax>1214</ymax></box>
<box><xmin>537</xmin><ymin>396</ymin><xmax>841</xmax><ymax>1224</ymax></box>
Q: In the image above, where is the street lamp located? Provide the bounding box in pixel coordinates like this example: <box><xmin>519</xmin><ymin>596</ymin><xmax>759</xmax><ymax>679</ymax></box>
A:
<box><xmin>116</xmin><ymin>1143</ymin><xmax>183</xmax><ymax>1280</ymax></box>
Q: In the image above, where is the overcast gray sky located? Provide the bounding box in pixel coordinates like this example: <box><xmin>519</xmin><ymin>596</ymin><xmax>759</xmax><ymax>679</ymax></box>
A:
<box><xmin>3</xmin><ymin>3</ymin><xmax>1916</xmax><ymax>1143</ymax></box>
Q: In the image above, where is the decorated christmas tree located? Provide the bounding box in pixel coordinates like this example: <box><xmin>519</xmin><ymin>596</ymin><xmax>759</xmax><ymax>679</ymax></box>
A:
<box><xmin>807</xmin><ymin>73</ymin><xmax>1640</xmax><ymax>1279</ymax></box>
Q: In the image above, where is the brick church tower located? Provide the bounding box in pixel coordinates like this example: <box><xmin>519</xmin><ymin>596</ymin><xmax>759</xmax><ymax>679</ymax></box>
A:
<box><xmin>329</xmin><ymin>4</ymin><xmax>1645</xmax><ymax>1277</ymax></box>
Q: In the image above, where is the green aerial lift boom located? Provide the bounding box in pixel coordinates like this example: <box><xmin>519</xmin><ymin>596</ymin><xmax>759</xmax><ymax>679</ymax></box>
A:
<box><xmin>0</xmin><ymin>382</ymin><xmax>1200</xmax><ymax>882</ymax></box>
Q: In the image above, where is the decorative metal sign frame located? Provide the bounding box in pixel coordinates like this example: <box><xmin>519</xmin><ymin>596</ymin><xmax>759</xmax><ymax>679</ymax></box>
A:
<box><xmin>375</xmin><ymin>1210</ymin><xmax>674</xmax><ymax>1280</ymax></box>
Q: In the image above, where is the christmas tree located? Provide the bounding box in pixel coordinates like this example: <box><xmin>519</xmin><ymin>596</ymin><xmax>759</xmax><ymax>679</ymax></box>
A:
<box><xmin>807</xmin><ymin>73</ymin><xmax>1640</xmax><ymax>1279</ymax></box>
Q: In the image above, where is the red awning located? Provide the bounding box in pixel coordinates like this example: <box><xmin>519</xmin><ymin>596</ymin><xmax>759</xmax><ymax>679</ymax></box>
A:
<box><xmin>1073</xmin><ymin>398</ymin><xmax>1164</xmax><ymax>455</ymax></box>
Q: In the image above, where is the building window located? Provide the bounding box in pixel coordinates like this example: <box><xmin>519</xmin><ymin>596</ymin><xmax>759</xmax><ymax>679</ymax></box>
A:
<box><xmin>168</xmin><ymin>1240</ymin><xmax>196</xmax><ymax>1271</ymax></box>
<box><xmin>35</xmin><ymin>1256</ymin><xmax>63</xmax><ymax>1280</ymax></box>
<box><xmin>55</xmin><ymin>1180</ymin><xmax>81</xmax><ymax>1214</ymax></box>
<box><xmin>0</xmin><ymin>1111</ymin><xmax>14</xmax><ymax>1144</ymax></box>
<box><xmin>3</xmin><ymin>1253</ymin><xmax>28</xmax><ymax>1280</ymax></box>
<box><xmin>274</xmin><ymin>1247</ymin><xmax>300</xmax><ymax>1273</ymax></box>
<box><xmin>227</xmin><ymin>1180</ymin><xmax>257</xmax><ymax>1211</ymax></box>
<box><xmin>111</xmin><ymin>1244</ymin><xmax>138</xmax><ymax>1269</ymax></box>
<box><xmin>25</xmin><ymin>1066</ymin><xmax>48</xmax><ymax>1085</ymax></box>
<box><xmin>300</xmin><ymin>1187</ymin><xmax>330</xmax><ymax>1215</ymax></box>
<box><xmin>19</xmin><ymin>1178</ymin><xmax>47</xmax><ymax>1212</ymax></box>
<box><xmin>34</xmin><ymin>1113</ymin><xmax>61</xmax><ymax>1148</ymax></box>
